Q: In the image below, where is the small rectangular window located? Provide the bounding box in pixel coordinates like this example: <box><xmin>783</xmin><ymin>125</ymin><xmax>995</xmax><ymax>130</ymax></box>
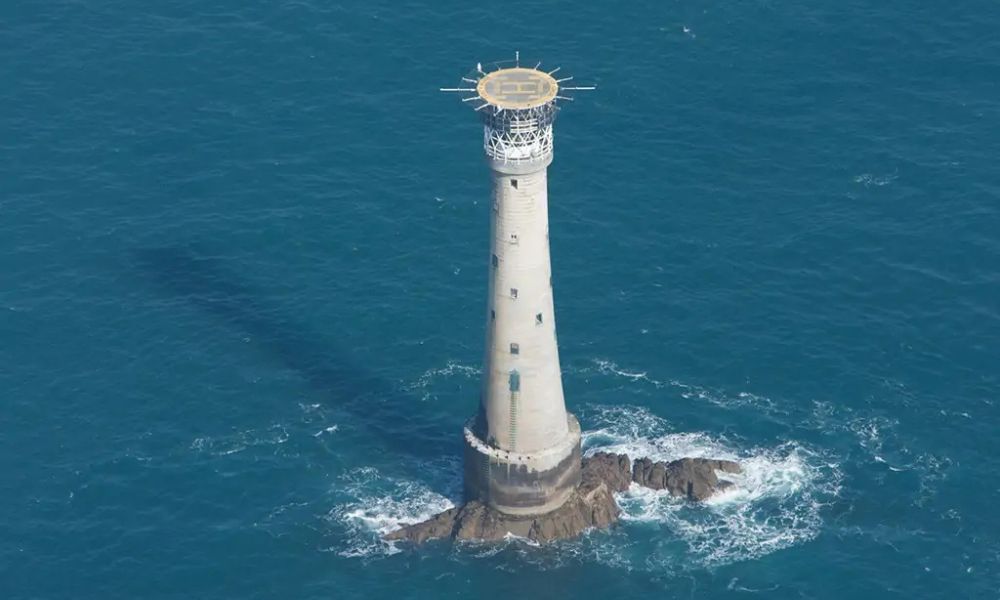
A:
<box><xmin>491</xmin><ymin>254</ymin><xmax>498</xmax><ymax>267</ymax></box>
<box><xmin>535</xmin><ymin>313</ymin><xmax>543</xmax><ymax>325</ymax></box>
<box><xmin>510</xmin><ymin>343</ymin><xmax>519</xmax><ymax>355</ymax></box>
<box><xmin>510</xmin><ymin>179</ymin><xmax>518</xmax><ymax>189</ymax></box>
<box><xmin>509</xmin><ymin>370</ymin><xmax>520</xmax><ymax>392</ymax></box>
<box><xmin>510</xmin><ymin>288</ymin><xmax>518</xmax><ymax>299</ymax></box>
<box><xmin>491</xmin><ymin>309</ymin><xmax>495</xmax><ymax>321</ymax></box>
<box><xmin>510</xmin><ymin>233</ymin><xmax>518</xmax><ymax>244</ymax></box>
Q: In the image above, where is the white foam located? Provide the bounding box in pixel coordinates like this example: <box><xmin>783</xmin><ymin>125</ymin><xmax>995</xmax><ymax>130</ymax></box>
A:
<box><xmin>502</xmin><ymin>532</ymin><xmax>541</xmax><ymax>547</ymax></box>
<box><xmin>190</xmin><ymin>424</ymin><xmax>289</xmax><ymax>457</ymax></box>
<box><xmin>327</xmin><ymin>467</ymin><xmax>455</xmax><ymax>558</ymax></box>
<box><xmin>849</xmin><ymin>415</ymin><xmax>897</xmax><ymax>454</ymax></box>
<box><xmin>583</xmin><ymin>405</ymin><xmax>841</xmax><ymax>567</ymax></box>
<box><xmin>313</xmin><ymin>425</ymin><xmax>338</xmax><ymax>437</ymax></box>
<box><xmin>405</xmin><ymin>361</ymin><xmax>480</xmax><ymax>401</ymax></box>
<box><xmin>321</xmin><ymin>399</ymin><xmax>840</xmax><ymax>568</ymax></box>
<box><xmin>574</xmin><ymin>358</ymin><xmax>783</xmax><ymax>414</ymax></box>
<box><xmin>853</xmin><ymin>172</ymin><xmax>898</xmax><ymax>187</ymax></box>
<box><xmin>807</xmin><ymin>401</ymin><xmax>957</xmax><ymax>505</ymax></box>
<box><xmin>587</xmin><ymin>359</ymin><xmax>666</xmax><ymax>387</ymax></box>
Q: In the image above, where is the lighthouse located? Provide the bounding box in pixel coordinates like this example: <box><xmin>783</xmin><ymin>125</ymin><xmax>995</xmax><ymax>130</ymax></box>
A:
<box><xmin>384</xmin><ymin>60</ymin><xmax>736</xmax><ymax>545</ymax></box>
<box><xmin>441</xmin><ymin>56</ymin><xmax>594</xmax><ymax>515</ymax></box>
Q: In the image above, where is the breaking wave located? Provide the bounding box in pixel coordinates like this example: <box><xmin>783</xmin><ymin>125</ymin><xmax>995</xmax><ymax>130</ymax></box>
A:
<box><xmin>576</xmin><ymin>358</ymin><xmax>785</xmax><ymax>414</ymax></box>
<box><xmin>327</xmin><ymin>404</ymin><xmax>839</xmax><ymax>569</ymax></box>
<box><xmin>404</xmin><ymin>360</ymin><xmax>480</xmax><ymax>401</ymax></box>
<box><xmin>326</xmin><ymin>467</ymin><xmax>455</xmax><ymax>558</ymax></box>
<box><xmin>582</xmin><ymin>405</ymin><xmax>842</xmax><ymax>568</ymax></box>
<box><xmin>190</xmin><ymin>424</ymin><xmax>289</xmax><ymax>457</ymax></box>
<box><xmin>854</xmin><ymin>172</ymin><xmax>898</xmax><ymax>187</ymax></box>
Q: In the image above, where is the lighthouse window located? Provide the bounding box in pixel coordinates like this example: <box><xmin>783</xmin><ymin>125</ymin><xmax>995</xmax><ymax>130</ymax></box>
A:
<box><xmin>491</xmin><ymin>309</ymin><xmax>495</xmax><ymax>321</ymax></box>
<box><xmin>535</xmin><ymin>313</ymin><xmax>543</xmax><ymax>325</ymax></box>
<box><xmin>509</xmin><ymin>370</ymin><xmax>520</xmax><ymax>392</ymax></box>
<box><xmin>510</xmin><ymin>343</ymin><xmax>519</xmax><ymax>355</ymax></box>
<box><xmin>510</xmin><ymin>233</ymin><xmax>518</xmax><ymax>244</ymax></box>
<box><xmin>491</xmin><ymin>254</ymin><xmax>498</xmax><ymax>267</ymax></box>
<box><xmin>510</xmin><ymin>288</ymin><xmax>518</xmax><ymax>299</ymax></box>
<box><xmin>510</xmin><ymin>179</ymin><xmax>518</xmax><ymax>189</ymax></box>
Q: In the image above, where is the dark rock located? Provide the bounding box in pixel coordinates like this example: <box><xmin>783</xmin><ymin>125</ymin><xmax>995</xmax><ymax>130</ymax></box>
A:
<box><xmin>383</xmin><ymin>506</ymin><xmax>463</xmax><ymax>544</ymax></box>
<box><xmin>385</xmin><ymin>453</ymin><xmax>741</xmax><ymax>544</ymax></box>
<box><xmin>385</xmin><ymin>482</ymin><xmax>619</xmax><ymax>544</ymax></box>
<box><xmin>581</xmin><ymin>452</ymin><xmax>633</xmax><ymax>493</ymax></box>
<box><xmin>632</xmin><ymin>456</ymin><xmax>742</xmax><ymax>501</ymax></box>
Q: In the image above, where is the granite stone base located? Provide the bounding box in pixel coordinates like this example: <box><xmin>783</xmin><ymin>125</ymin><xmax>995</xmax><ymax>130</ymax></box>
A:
<box><xmin>385</xmin><ymin>453</ymin><xmax>742</xmax><ymax>545</ymax></box>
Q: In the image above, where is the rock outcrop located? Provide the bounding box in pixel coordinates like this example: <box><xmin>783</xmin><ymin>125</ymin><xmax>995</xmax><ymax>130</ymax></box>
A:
<box><xmin>384</xmin><ymin>452</ymin><xmax>741</xmax><ymax>544</ymax></box>
<box><xmin>580</xmin><ymin>451</ymin><xmax>633</xmax><ymax>493</ymax></box>
<box><xmin>385</xmin><ymin>472</ymin><xmax>618</xmax><ymax>544</ymax></box>
<box><xmin>581</xmin><ymin>451</ymin><xmax>742</xmax><ymax>501</ymax></box>
<box><xmin>631</xmin><ymin>455</ymin><xmax>742</xmax><ymax>501</ymax></box>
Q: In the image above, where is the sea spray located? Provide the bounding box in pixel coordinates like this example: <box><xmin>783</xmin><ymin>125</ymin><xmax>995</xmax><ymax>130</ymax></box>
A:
<box><xmin>335</xmin><ymin>403</ymin><xmax>840</xmax><ymax>568</ymax></box>
<box><xmin>583</xmin><ymin>404</ymin><xmax>842</xmax><ymax>567</ymax></box>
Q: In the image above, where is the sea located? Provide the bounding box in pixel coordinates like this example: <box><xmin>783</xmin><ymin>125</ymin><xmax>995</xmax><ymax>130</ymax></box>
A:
<box><xmin>3</xmin><ymin>0</ymin><xmax>999</xmax><ymax>598</ymax></box>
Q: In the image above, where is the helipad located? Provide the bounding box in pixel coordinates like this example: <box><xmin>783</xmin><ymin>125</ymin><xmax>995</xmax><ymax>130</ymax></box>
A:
<box><xmin>476</xmin><ymin>67</ymin><xmax>559</xmax><ymax>110</ymax></box>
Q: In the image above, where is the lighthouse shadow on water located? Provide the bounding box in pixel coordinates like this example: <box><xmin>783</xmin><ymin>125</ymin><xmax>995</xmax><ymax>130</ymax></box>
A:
<box><xmin>134</xmin><ymin>245</ymin><xmax>455</xmax><ymax>466</ymax></box>
<box><xmin>131</xmin><ymin>245</ymin><xmax>837</xmax><ymax>565</ymax></box>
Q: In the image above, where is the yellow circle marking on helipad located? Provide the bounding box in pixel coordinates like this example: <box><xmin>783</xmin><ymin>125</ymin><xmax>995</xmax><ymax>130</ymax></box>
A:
<box><xmin>477</xmin><ymin>67</ymin><xmax>559</xmax><ymax>110</ymax></box>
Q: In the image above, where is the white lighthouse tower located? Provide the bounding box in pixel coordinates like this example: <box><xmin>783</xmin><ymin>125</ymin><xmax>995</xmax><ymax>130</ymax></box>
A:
<box><xmin>442</xmin><ymin>55</ymin><xmax>594</xmax><ymax>515</ymax></box>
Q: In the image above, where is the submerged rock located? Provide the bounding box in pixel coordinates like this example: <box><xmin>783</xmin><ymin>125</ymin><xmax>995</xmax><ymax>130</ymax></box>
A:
<box><xmin>384</xmin><ymin>452</ymin><xmax>741</xmax><ymax>544</ymax></box>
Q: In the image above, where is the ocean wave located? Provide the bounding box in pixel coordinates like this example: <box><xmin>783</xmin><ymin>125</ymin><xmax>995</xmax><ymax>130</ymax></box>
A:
<box><xmin>574</xmin><ymin>358</ymin><xmax>783</xmax><ymax>414</ymax></box>
<box><xmin>404</xmin><ymin>360</ymin><xmax>480</xmax><ymax>401</ymax></box>
<box><xmin>326</xmin><ymin>467</ymin><xmax>455</xmax><ymax>558</ymax></box>
<box><xmin>848</xmin><ymin>415</ymin><xmax>898</xmax><ymax>458</ymax></box>
<box><xmin>806</xmin><ymin>401</ymin><xmax>954</xmax><ymax>505</ymax></box>
<box><xmin>313</xmin><ymin>425</ymin><xmax>339</xmax><ymax>437</ymax></box>
<box><xmin>854</xmin><ymin>172</ymin><xmax>898</xmax><ymax>187</ymax></box>
<box><xmin>577</xmin><ymin>358</ymin><xmax>666</xmax><ymax>388</ymax></box>
<box><xmin>323</xmin><ymin>402</ymin><xmax>840</xmax><ymax>569</ymax></box>
<box><xmin>190</xmin><ymin>424</ymin><xmax>289</xmax><ymax>457</ymax></box>
<box><xmin>583</xmin><ymin>405</ymin><xmax>841</xmax><ymax>568</ymax></box>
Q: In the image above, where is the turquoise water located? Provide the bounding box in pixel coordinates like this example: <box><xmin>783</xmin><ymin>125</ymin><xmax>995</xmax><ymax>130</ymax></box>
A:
<box><xmin>4</xmin><ymin>0</ymin><xmax>999</xmax><ymax>597</ymax></box>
